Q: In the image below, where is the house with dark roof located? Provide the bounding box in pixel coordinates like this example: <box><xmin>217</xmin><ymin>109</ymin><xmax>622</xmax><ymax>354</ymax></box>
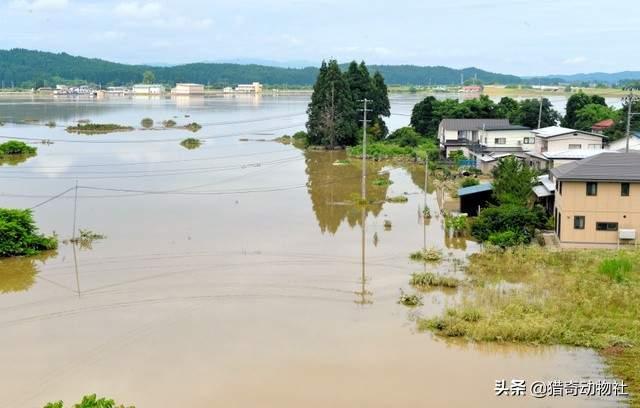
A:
<box><xmin>549</xmin><ymin>151</ymin><xmax>640</xmax><ymax>247</ymax></box>
<box><xmin>591</xmin><ymin>119</ymin><xmax>615</xmax><ymax>134</ymax></box>
<box><xmin>437</xmin><ymin>119</ymin><xmax>532</xmax><ymax>171</ymax></box>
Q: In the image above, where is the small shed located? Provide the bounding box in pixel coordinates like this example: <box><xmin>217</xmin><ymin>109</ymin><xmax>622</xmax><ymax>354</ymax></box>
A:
<box><xmin>458</xmin><ymin>183</ymin><xmax>494</xmax><ymax>216</ymax></box>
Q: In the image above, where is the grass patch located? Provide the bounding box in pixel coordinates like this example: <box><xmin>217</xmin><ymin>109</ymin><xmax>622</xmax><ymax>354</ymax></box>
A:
<box><xmin>66</xmin><ymin>123</ymin><xmax>134</xmax><ymax>134</ymax></box>
<box><xmin>418</xmin><ymin>246</ymin><xmax>640</xmax><ymax>404</ymax></box>
<box><xmin>180</xmin><ymin>138</ymin><xmax>202</xmax><ymax>150</ymax></box>
<box><xmin>332</xmin><ymin>159</ymin><xmax>350</xmax><ymax>166</ymax></box>
<box><xmin>410</xmin><ymin>272</ymin><xmax>460</xmax><ymax>289</ymax></box>
<box><xmin>398</xmin><ymin>290</ymin><xmax>423</xmax><ymax>307</ymax></box>
<box><xmin>386</xmin><ymin>195</ymin><xmax>408</xmax><ymax>203</ymax></box>
<box><xmin>409</xmin><ymin>248</ymin><xmax>443</xmax><ymax>262</ymax></box>
<box><xmin>182</xmin><ymin>122</ymin><xmax>202</xmax><ymax>132</ymax></box>
<box><xmin>372</xmin><ymin>177</ymin><xmax>393</xmax><ymax>186</ymax></box>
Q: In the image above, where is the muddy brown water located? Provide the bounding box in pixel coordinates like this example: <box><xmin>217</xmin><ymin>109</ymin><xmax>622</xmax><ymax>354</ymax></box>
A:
<box><xmin>0</xmin><ymin>95</ymin><xmax>623</xmax><ymax>407</ymax></box>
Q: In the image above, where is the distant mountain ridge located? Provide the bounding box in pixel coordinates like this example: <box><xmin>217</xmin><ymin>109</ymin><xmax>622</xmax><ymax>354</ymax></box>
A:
<box><xmin>0</xmin><ymin>49</ymin><xmax>637</xmax><ymax>87</ymax></box>
<box><xmin>0</xmin><ymin>48</ymin><xmax>519</xmax><ymax>87</ymax></box>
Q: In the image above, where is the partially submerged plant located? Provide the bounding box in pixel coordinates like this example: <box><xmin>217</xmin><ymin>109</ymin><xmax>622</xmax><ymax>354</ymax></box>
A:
<box><xmin>66</xmin><ymin>123</ymin><xmax>134</xmax><ymax>134</ymax></box>
<box><xmin>398</xmin><ymin>289</ymin><xmax>423</xmax><ymax>307</ymax></box>
<box><xmin>141</xmin><ymin>117</ymin><xmax>154</xmax><ymax>128</ymax></box>
<box><xmin>0</xmin><ymin>140</ymin><xmax>37</xmax><ymax>156</ymax></box>
<box><xmin>69</xmin><ymin>229</ymin><xmax>106</xmax><ymax>250</ymax></box>
<box><xmin>410</xmin><ymin>272</ymin><xmax>460</xmax><ymax>289</ymax></box>
<box><xmin>384</xmin><ymin>220</ymin><xmax>392</xmax><ymax>230</ymax></box>
<box><xmin>162</xmin><ymin>119</ymin><xmax>177</xmax><ymax>128</ymax></box>
<box><xmin>409</xmin><ymin>248</ymin><xmax>443</xmax><ymax>262</ymax></box>
<box><xmin>372</xmin><ymin>177</ymin><xmax>393</xmax><ymax>186</ymax></box>
<box><xmin>46</xmin><ymin>121</ymin><xmax>56</xmax><ymax>128</ymax></box>
<box><xmin>183</xmin><ymin>122</ymin><xmax>202</xmax><ymax>132</ymax></box>
<box><xmin>423</xmin><ymin>206</ymin><xmax>431</xmax><ymax>218</ymax></box>
<box><xmin>180</xmin><ymin>138</ymin><xmax>202</xmax><ymax>149</ymax></box>
<box><xmin>386</xmin><ymin>195</ymin><xmax>408</xmax><ymax>203</ymax></box>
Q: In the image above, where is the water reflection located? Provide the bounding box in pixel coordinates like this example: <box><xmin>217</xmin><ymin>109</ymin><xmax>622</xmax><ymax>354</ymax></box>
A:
<box><xmin>305</xmin><ymin>150</ymin><xmax>389</xmax><ymax>234</ymax></box>
<box><xmin>0</xmin><ymin>250</ymin><xmax>57</xmax><ymax>293</ymax></box>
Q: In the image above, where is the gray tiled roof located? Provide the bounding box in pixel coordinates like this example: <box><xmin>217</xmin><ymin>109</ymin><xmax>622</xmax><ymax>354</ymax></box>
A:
<box><xmin>440</xmin><ymin>119</ymin><xmax>510</xmax><ymax>131</ymax></box>
<box><xmin>550</xmin><ymin>151</ymin><xmax>640</xmax><ymax>181</ymax></box>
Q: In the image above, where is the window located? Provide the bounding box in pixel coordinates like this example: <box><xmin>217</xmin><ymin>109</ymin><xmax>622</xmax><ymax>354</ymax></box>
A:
<box><xmin>596</xmin><ymin>222</ymin><xmax>618</xmax><ymax>231</ymax></box>
<box><xmin>574</xmin><ymin>216</ymin><xmax>585</xmax><ymax>229</ymax></box>
<box><xmin>494</xmin><ymin>138</ymin><xmax>506</xmax><ymax>145</ymax></box>
<box><xmin>559</xmin><ymin>181</ymin><xmax>563</xmax><ymax>194</ymax></box>
<box><xmin>586</xmin><ymin>182</ymin><xmax>598</xmax><ymax>196</ymax></box>
<box><xmin>621</xmin><ymin>183</ymin><xmax>630</xmax><ymax>196</ymax></box>
<box><xmin>588</xmin><ymin>144</ymin><xmax>601</xmax><ymax>150</ymax></box>
<box><xmin>523</xmin><ymin>137</ymin><xmax>535</xmax><ymax>144</ymax></box>
<box><xmin>568</xmin><ymin>144</ymin><xmax>582</xmax><ymax>149</ymax></box>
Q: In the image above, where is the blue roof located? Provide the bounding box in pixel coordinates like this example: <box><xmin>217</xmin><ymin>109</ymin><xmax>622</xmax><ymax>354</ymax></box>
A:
<box><xmin>458</xmin><ymin>182</ymin><xmax>493</xmax><ymax>196</ymax></box>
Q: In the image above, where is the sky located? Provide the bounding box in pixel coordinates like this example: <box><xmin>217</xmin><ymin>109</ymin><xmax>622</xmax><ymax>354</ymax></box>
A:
<box><xmin>1</xmin><ymin>0</ymin><xmax>638</xmax><ymax>76</ymax></box>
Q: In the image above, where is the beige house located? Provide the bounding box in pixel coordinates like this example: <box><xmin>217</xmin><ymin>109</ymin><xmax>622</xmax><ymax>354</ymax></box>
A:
<box><xmin>133</xmin><ymin>84</ymin><xmax>164</xmax><ymax>95</ymax></box>
<box><xmin>171</xmin><ymin>83</ymin><xmax>205</xmax><ymax>95</ymax></box>
<box><xmin>550</xmin><ymin>152</ymin><xmax>640</xmax><ymax>247</ymax></box>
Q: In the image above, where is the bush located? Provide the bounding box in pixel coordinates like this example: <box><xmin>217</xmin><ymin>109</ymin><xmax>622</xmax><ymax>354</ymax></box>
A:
<box><xmin>487</xmin><ymin>230</ymin><xmax>528</xmax><ymax>248</ymax></box>
<box><xmin>460</xmin><ymin>177</ymin><xmax>479</xmax><ymax>188</ymax></box>
<box><xmin>0</xmin><ymin>209</ymin><xmax>57</xmax><ymax>257</ymax></box>
<box><xmin>398</xmin><ymin>290</ymin><xmax>423</xmax><ymax>307</ymax></box>
<box><xmin>183</xmin><ymin>122</ymin><xmax>202</xmax><ymax>132</ymax></box>
<box><xmin>410</xmin><ymin>272</ymin><xmax>460</xmax><ymax>288</ymax></box>
<box><xmin>0</xmin><ymin>140</ymin><xmax>37</xmax><ymax>156</ymax></box>
<box><xmin>66</xmin><ymin>124</ymin><xmax>134</xmax><ymax>134</ymax></box>
<box><xmin>471</xmin><ymin>204</ymin><xmax>546</xmax><ymax>244</ymax></box>
<box><xmin>44</xmin><ymin>393</ymin><xmax>134</xmax><ymax>408</ymax></box>
<box><xmin>386</xmin><ymin>126</ymin><xmax>422</xmax><ymax>147</ymax></box>
<box><xmin>141</xmin><ymin>118</ymin><xmax>154</xmax><ymax>128</ymax></box>
<box><xmin>180</xmin><ymin>138</ymin><xmax>202</xmax><ymax>149</ymax></box>
<box><xmin>162</xmin><ymin>119</ymin><xmax>176</xmax><ymax>128</ymax></box>
<box><xmin>409</xmin><ymin>248</ymin><xmax>443</xmax><ymax>262</ymax></box>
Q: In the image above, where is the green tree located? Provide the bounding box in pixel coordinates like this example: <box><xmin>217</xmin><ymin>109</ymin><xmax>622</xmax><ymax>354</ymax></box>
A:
<box><xmin>0</xmin><ymin>209</ymin><xmax>57</xmax><ymax>257</ymax></box>
<box><xmin>369</xmin><ymin>71</ymin><xmax>391</xmax><ymax>138</ymax></box>
<box><xmin>495</xmin><ymin>97</ymin><xmax>519</xmax><ymax>122</ymax></box>
<box><xmin>410</xmin><ymin>96</ymin><xmax>440</xmax><ymax>137</ymax></box>
<box><xmin>491</xmin><ymin>156</ymin><xmax>536</xmax><ymax>207</ymax></box>
<box><xmin>142</xmin><ymin>70</ymin><xmax>155</xmax><ymax>84</ymax></box>
<box><xmin>574</xmin><ymin>104</ymin><xmax>619</xmax><ymax>131</ymax></box>
<box><xmin>513</xmin><ymin>98</ymin><xmax>561</xmax><ymax>129</ymax></box>
<box><xmin>562</xmin><ymin>92</ymin><xmax>606</xmax><ymax>128</ymax></box>
<box><xmin>386</xmin><ymin>126</ymin><xmax>422</xmax><ymax>147</ymax></box>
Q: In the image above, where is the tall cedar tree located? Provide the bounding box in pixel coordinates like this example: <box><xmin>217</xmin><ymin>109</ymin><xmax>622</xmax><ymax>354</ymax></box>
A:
<box><xmin>306</xmin><ymin>60</ymin><xmax>357</xmax><ymax>147</ymax></box>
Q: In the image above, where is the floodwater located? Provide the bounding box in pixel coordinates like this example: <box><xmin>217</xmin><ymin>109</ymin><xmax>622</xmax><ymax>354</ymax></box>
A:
<box><xmin>0</xmin><ymin>94</ymin><xmax>623</xmax><ymax>407</ymax></box>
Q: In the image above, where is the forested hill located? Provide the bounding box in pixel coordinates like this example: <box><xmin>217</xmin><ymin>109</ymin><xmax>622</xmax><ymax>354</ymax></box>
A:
<box><xmin>0</xmin><ymin>48</ymin><xmax>522</xmax><ymax>87</ymax></box>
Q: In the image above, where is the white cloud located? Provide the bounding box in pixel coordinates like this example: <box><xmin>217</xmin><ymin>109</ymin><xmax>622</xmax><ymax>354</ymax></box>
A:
<box><xmin>94</xmin><ymin>31</ymin><xmax>126</xmax><ymax>41</ymax></box>
<box><xmin>9</xmin><ymin>0</ymin><xmax>69</xmax><ymax>11</ymax></box>
<box><xmin>562</xmin><ymin>56</ymin><xmax>587</xmax><ymax>65</ymax></box>
<box><xmin>372</xmin><ymin>47</ymin><xmax>392</xmax><ymax>56</ymax></box>
<box><xmin>114</xmin><ymin>1</ymin><xmax>162</xmax><ymax>17</ymax></box>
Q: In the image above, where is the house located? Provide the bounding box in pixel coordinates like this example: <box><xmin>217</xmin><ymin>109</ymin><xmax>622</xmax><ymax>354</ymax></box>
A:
<box><xmin>133</xmin><ymin>84</ymin><xmax>164</xmax><ymax>95</ymax></box>
<box><xmin>524</xmin><ymin>126</ymin><xmax>606</xmax><ymax>170</ymax></box>
<box><xmin>591</xmin><ymin>119</ymin><xmax>615</xmax><ymax>134</ymax></box>
<box><xmin>550</xmin><ymin>151</ymin><xmax>640</xmax><ymax>247</ymax></box>
<box><xmin>461</xmin><ymin>85</ymin><xmax>482</xmax><ymax>93</ymax></box>
<box><xmin>609</xmin><ymin>132</ymin><xmax>640</xmax><ymax>152</ymax></box>
<box><xmin>438</xmin><ymin>119</ymin><xmax>531</xmax><ymax>156</ymax></box>
<box><xmin>171</xmin><ymin>83</ymin><xmax>205</xmax><ymax>95</ymax></box>
<box><xmin>234</xmin><ymin>82</ymin><xmax>263</xmax><ymax>93</ymax></box>
<box><xmin>533</xmin><ymin>174</ymin><xmax>556</xmax><ymax>213</ymax></box>
<box><xmin>457</xmin><ymin>183</ymin><xmax>495</xmax><ymax>216</ymax></box>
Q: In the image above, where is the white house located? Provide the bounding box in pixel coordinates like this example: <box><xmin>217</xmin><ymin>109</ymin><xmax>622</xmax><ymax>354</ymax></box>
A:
<box><xmin>171</xmin><ymin>83</ymin><xmax>205</xmax><ymax>95</ymax></box>
<box><xmin>609</xmin><ymin>132</ymin><xmax>640</xmax><ymax>152</ymax></box>
<box><xmin>524</xmin><ymin>126</ymin><xmax>606</xmax><ymax>169</ymax></box>
<box><xmin>234</xmin><ymin>82</ymin><xmax>263</xmax><ymax>93</ymax></box>
<box><xmin>133</xmin><ymin>84</ymin><xmax>164</xmax><ymax>95</ymax></box>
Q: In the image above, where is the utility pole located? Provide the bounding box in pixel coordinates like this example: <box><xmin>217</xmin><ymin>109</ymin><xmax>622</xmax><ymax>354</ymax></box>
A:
<box><xmin>359</xmin><ymin>98</ymin><xmax>372</xmax><ymax>199</ymax></box>
<box><xmin>623</xmin><ymin>87</ymin><xmax>640</xmax><ymax>153</ymax></box>
<box><xmin>537</xmin><ymin>81</ymin><xmax>544</xmax><ymax>129</ymax></box>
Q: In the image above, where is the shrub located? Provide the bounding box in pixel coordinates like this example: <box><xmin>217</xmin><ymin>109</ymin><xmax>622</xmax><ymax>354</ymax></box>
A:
<box><xmin>409</xmin><ymin>248</ymin><xmax>443</xmax><ymax>262</ymax></box>
<box><xmin>471</xmin><ymin>204</ymin><xmax>546</xmax><ymax>244</ymax></box>
<box><xmin>372</xmin><ymin>177</ymin><xmax>393</xmax><ymax>186</ymax></box>
<box><xmin>398</xmin><ymin>290</ymin><xmax>423</xmax><ymax>307</ymax></box>
<box><xmin>183</xmin><ymin>122</ymin><xmax>202</xmax><ymax>132</ymax></box>
<box><xmin>460</xmin><ymin>177</ymin><xmax>479</xmax><ymax>188</ymax></box>
<box><xmin>46</xmin><ymin>121</ymin><xmax>56</xmax><ymax>128</ymax></box>
<box><xmin>141</xmin><ymin>118</ymin><xmax>154</xmax><ymax>128</ymax></box>
<box><xmin>386</xmin><ymin>195</ymin><xmax>408</xmax><ymax>203</ymax></box>
<box><xmin>66</xmin><ymin>124</ymin><xmax>134</xmax><ymax>134</ymax></box>
<box><xmin>384</xmin><ymin>220</ymin><xmax>392</xmax><ymax>230</ymax></box>
<box><xmin>180</xmin><ymin>138</ymin><xmax>202</xmax><ymax>149</ymax></box>
<box><xmin>445</xmin><ymin>214</ymin><xmax>467</xmax><ymax>235</ymax></box>
<box><xmin>0</xmin><ymin>140</ymin><xmax>37</xmax><ymax>156</ymax></box>
<box><xmin>162</xmin><ymin>119</ymin><xmax>177</xmax><ymax>128</ymax></box>
<box><xmin>487</xmin><ymin>230</ymin><xmax>527</xmax><ymax>248</ymax></box>
<box><xmin>386</xmin><ymin>126</ymin><xmax>422</xmax><ymax>147</ymax></box>
<box><xmin>44</xmin><ymin>393</ymin><xmax>134</xmax><ymax>408</ymax></box>
<box><xmin>0</xmin><ymin>209</ymin><xmax>57</xmax><ymax>257</ymax></box>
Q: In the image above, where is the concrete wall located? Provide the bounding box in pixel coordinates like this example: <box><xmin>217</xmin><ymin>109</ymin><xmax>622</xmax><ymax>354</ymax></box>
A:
<box><xmin>555</xmin><ymin>181</ymin><xmax>640</xmax><ymax>245</ymax></box>
<box><xmin>481</xmin><ymin>129</ymin><xmax>534</xmax><ymax>150</ymax></box>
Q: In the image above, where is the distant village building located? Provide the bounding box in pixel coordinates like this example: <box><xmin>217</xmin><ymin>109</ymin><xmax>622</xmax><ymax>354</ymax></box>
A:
<box><xmin>235</xmin><ymin>82</ymin><xmax>263</xmax><ymax>93</ymax></box>
<box><xmin>133</xmin><ymin>84</ymin><xmax>164</xmax><ymax>95</ymax></box>
<box><xmin>223</xmin><ymin>87</ymin><xmax>234</xmax><ymax>94</ymax></box>
<box><xmin>550</xmin><ymin>151</ymin><xmax>640</xmax><ymax>247</ymax></box>
<box><xmin>461</xmin><ymin>85</ymin><xmax>482</xmax><ymax>93</ymax></box>
<box><xmin>591</xmin><ymin>118</ymin><xmax>615</xmax><ymax>134</ymax></box>
<box><xmin>171</xmin><ymin>83</ymin><xmax>205</xmax><ymax>95</ymax></box>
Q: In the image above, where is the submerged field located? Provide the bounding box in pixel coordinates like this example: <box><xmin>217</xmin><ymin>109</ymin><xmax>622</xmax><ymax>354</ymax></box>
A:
<box><xmin>421</xmin><ymin>246</ymin><xmax>640</xmax><ymax>405</ymax></box>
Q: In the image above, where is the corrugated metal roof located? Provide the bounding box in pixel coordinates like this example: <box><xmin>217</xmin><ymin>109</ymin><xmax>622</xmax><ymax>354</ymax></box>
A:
<box><xmin>543</xmin><ymin>149</ymin><xmax>609</xmax><ymax>160</ymax></box>
<box><xmin>533</xmin><ymin>185</ymin><xmax>553</xmax><ymax>197</ymax></box>
<box><xmin>458</xmin><ymin>182</ymin><xmax>493</xmax><ymax>196</ymax></box>
<box><xmin>532</xmin><ymin>126</ymin><xmax>606</xmax><ymax>139</ymax></box>
<box><xmin>550</xmin><ymin>151</ymin><xmax>640</xmax><ymax>181</ymax></box>
<box><xmin>440</xmin><ymin>119</ymin><xmax>510</xmax><ymax>131</ymax></box>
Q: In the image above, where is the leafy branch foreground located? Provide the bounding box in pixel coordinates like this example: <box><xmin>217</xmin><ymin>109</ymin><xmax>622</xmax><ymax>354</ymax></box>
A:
<box><xmin>45</xmin><ymin>393</ymin><xmax>133</xmax><ymax>408</ymax></box>
<box><xmin>419</xmin><ymin>246</ymin><xmax>640</xmax><ymax>404</ymax></box>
